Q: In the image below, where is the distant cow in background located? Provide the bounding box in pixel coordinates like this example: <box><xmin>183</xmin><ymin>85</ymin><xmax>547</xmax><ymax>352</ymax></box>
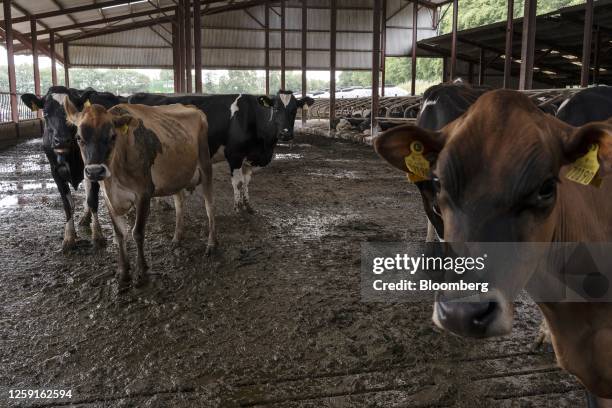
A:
<box><xmin>129</xmin><ymin>91</ymin><xmax>314</xmax><ymax>213</ymax></box>
<box><xmin>21</xmin><ymin>87</ymin><xmax>124</xmax><ymax>251</ymax></box>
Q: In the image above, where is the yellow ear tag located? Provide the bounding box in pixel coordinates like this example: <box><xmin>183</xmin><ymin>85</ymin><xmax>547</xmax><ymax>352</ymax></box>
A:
<box><xmin>31</xmin><ymin>102</ymin><xmax>39</xmax><ymax>112</ymax></box>
<box><xmin>84</xmin><ymin>99</ymin><xmax>92</xmax><ymax>108</ymax></box>
<box><xmin>565</xmin><ymin>144</ymin><xmax>600</xmax><ymax>186</ymax></box>
<box><xmin>404</xmin><ymin>141</ymin><xmax>430</xmax><ymax>183</ymax></box>
<box><xmin>120</xmin><ymin>124</ymin><xmax>129</xmax><ymax>134</ymax></box>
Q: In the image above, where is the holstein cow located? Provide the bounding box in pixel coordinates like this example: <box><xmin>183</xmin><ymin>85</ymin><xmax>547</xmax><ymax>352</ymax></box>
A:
<box><xmin>375</xmin><ymin>90</ymin><xmax>612</xmax><ymax>404</ymax></box>
<box><xmin>128</xmin><ymin>91</ymin><xmax>314</xmax><ymax>213</ymax></box>
<box><xmin>63</xmin><ymin>100</ymin><xmax>216</xmax><ymax>288</ymax></box>
<box><xmin>21</xmin><ymin>87</ymin><xmax>125</xmax><ymax>250</ymax></box>
<box><xmin>557</xmin><ymin>86</ymin><xmax>612</xmax><ymax>126</ymax></box>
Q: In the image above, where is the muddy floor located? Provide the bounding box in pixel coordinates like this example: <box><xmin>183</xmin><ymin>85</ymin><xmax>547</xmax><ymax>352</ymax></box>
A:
<box><xmin>0</xmin><ymin>135</ymin><xmax>583</xmax><ymax>407</ymax></box>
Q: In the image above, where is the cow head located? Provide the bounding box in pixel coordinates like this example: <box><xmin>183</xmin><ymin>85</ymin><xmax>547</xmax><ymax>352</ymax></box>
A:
<box><xmin>258</xmin><ymin>90</ymin><xmax>314</xmax><ymax>141</ymax></box>
<box><xmin>64</xmin><ymin>98</ymin><xmax>137</xmax><ymax>182</ymax></box>
<box><xmin>375</xmin><ymin>89</ymin><xmax>612</xmax><ymax>338</ymax></box>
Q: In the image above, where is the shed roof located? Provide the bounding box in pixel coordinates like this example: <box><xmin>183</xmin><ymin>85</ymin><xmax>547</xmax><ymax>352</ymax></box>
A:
<box><xmin>1</xmin><ymin>0</ymin><xmax>445</xmax><ymax>70</ymax></box>
<box><xmin>416</xmin><ymin>0</ymin><xmax>612</xmax><ymax>87</ymax></box>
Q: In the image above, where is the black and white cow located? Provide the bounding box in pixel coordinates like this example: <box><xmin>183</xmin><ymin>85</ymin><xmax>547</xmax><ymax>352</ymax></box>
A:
<box><xmin>21</xmin><ymin>87</ymin><xmax>125</xmax><ymax>250</ymax></box>
<box><xmin>556</xmin><ymin>85</ymin><xmax>612</xmax><ymax>126</ymax></box>
<box><xmin>128</xmin><ymin>90</ymin><xmax>314</xmax><ymax>212</ymax></box>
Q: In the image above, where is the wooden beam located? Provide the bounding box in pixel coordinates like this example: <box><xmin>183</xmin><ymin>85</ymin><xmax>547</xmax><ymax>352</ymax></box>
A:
<box><xmin>381</xmin><ymin>0</ymin><xmax>387</xmax><ymax>97</ymax></box>
<box><xmin>50</xmin><ymin>31</ymin><xmax>57</xmax><ymax>86</ymax></box>
<box><xmin>4</xmin><ymin>0</ymin><xmax>18</xmax><ymax>123</ymax></box>
<box><xmin>184</xmin><ymin>0</ymin><xmax>193</xmax><ymax>93</ymax></box>
<box><xmin>478</xmin><ymin>48</ymin><xmax>485</xmax><ymax>85</ymax></box>
<box><xmin>580</xmin><ymin>0</ymin><xmax>593</xmax><ymax>87</ymax></box>
<box><xmin>31</xmin><ymin>19</ymin><xmax>41</xmax><ymax>100</ymax></box>
<box><xmin>330</xmin><ymin>0</ymin><xmax>337</xmax><ymax>132</ymax></box>
<box><xmin>449</xmin><ymin>0</ymin><xmax>458</xmax><ymax>79</ymax></box>
<box><xmin>411</xmin><ymin>0</ymin><xmax>417</xmax><ymax>95</ymax></box>
<box><xmin>265</xmin><ymin>1</ymin><xmax>270</xmax><ymax>95</ymax></box>
<box><xmin>593</xmin><ymin>27</ymin><xmax>601</xmax><ymax>85</ymax></box>
<box><xmin>194</xmin><ymin>0</ymin><xmax>202</xmax><ymax>93</ymax></box>
<box><xmin>372</xmin><ymin>0</ymin><xmax>381</xmax><ymax>133</ymax></box>
<box><xmin>519</xmin><ymin>0</ymin><xmax>536</xmax><ymax>90</ymax></box>
<box><xmin>280</xmin><ymin>0</ymin><xmax>286</xmax><ymax>90</ymax></box>
<box><xmin>178</xmin><ymin>2</ymin><xmax>185</xmax><ymax>92</ymax></box>
<box><xmin>63</xmin><ymin>41</ymin><xmax>70</xmax><ymax>87</ymax></box>
<box><xmin>172</xmin><ymin>19</ymin><xmax>179</xmax><ymax>92</ymax></box>
<box><xmin>503</xmin><ymin>0</ymin><xmax>514</xmax><ymax>88</ymax></box>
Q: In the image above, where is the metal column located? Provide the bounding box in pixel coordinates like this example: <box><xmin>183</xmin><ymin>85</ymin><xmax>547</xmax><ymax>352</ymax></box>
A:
<box><xmin>580</xmin><ymin>0</ymin><xmax>594</xmax><ymax>87</ymax></box>
<box><xmin>63</xmin><ymin>41</ymin><xmax>70</xmax><ymax>87</ymax></box>
<box><xmin>411</xmin><ymin>0</ymin><xmax>418</xmax><ymax>95</ymax></box>
<box><xmin>3</xmin><ymin>0</ymin><xmax>19</xmax><ymax>124</ymax></box>
<box><xmin>503</xmin><ymin>0</ymin><xmax>514</xmax><ymax>88</ymax></box>
<box><xmin>519</xmin><ymin>0</ymin><xmax>536</xmax><ymax>90</ymax></box>
<box><xmin>50</xmin><ymin>31</ymin><xmax>57</xmax><ymax>86</ymax></box>
<box><xmin>372</xmin><ymin>0</ymin><xmax>381</xmax><ymax>134</ymax></box>
<box><xmin>449</xmin><ymin>0</ymin><xmax>458</xmax><ymax>80</ymax></box>
<box><xmin>280</xmin><ymin>0</ymin><xmax>286</xmax><ymax>90</ymax></box>
<box><xmin>194</xmin><ymin>0</ymin><xmax>202</xmax><ymax>93</ymax></box>
<box><xmin>301</xmin><ymin>0</ymin><xmax>307</xmax><ymax>125</ymax></box>
<box><xmin>329</xmin><ymin>0</ymin><xmax>337</xmax><ymax>132</ymax></box>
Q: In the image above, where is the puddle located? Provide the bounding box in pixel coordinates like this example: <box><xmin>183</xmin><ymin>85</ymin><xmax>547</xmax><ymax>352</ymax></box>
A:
<box><xmin>307</xmin><ymin>169</ymin><xmax>364</xmax><ymax>179</ymax></box>
<box><xmin>0</xmin><ymin>194</ymin><xmax>51</xmax><ymax>210</ymax></box>
<box><xmin>0</xmin><ymin>154</ymin><xmax>48</xmax><ymax>174</ymax></box>
<box><xmin>278</xmin><ymin>213</ymin><xmax>357</xmax><ymax>241</ymax></box>
<box><xmin>274</xmin><ymin>153</ymin><xmax>304</xmax><ymax>160</ymax></box>
<box><xmin>0</xmin><ymin>179</ymin><xmax>55</xmax><ymax>193</ymax></box>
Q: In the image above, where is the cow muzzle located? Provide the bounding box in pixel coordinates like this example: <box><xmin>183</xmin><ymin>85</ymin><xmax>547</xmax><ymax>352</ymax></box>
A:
<box><xmin>432</xmin><ymin>290</ymin><xmax>512</xmax><ymax>338</ymax></box>
<box><xmin>279</xmin><ymin>128</ymin><xmax>293</xmax><ymax>141</ymax></box>
<box><xmin>84</xmin><ymin>164</ymin><xmax>111</xmax><ymax>181</ymax></box>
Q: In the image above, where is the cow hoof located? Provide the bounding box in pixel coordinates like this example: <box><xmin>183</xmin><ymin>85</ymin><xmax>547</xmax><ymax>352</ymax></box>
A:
<box><xmin>93</xmin><ymin>236</ymin><xmax>107</xmax><ymax>249</ymax></box>
<box><xmin>133</xmin><ymin>273</ymin><xmax>149</xmax><ymax>288</ymax></box>
<box><xmin>78</xmin><ymin>215</ymin><xmax>92</xmax><ymax>228</ymax></box>
<box><xmin>205</xmin><ymin>245</ymin><xmax>216</xmax><ymax>257</ymax></box>
<box><xmin>171</xmin><ymin>236</ymin><xmax>182</xmax><ymax>246</ymax></box>
<box><xmin>244</xmin><ymin>203</ymin><xmax>256</xmax><ymax>214</ymax></box>
<box><xmin>61</xmin><ymin>239</ymin><xmax>77</xmax><ymax>253</ymax></box>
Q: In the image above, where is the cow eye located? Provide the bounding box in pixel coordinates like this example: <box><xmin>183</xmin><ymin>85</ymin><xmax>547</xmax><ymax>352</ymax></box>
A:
<box><xmin>537</xmin><ymin>178</ymin><xmax>557</xmax><ymax>201</ymax></box>
<box><xmin>432</xmin><ymin>175</ymin><xmax>441</xmax><ymax>192</ymax></box>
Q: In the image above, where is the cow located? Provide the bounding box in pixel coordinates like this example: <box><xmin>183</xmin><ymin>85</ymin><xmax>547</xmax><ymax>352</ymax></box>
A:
<box><xmin>21</xmin><ymin>87</ymin><xmax>125</xmax><ymax>251</ymax></box>
<box><xmin>557</xmin><ymin>86</ymin><xmax>612</xmax><ymax>127</ymax></box>
<box><xmin>128</xmin><ymin>91</ymin><xmax>314</xmax><ymax>213</ymax></box>
<box><xmin>374</xmin><ymin>89</ymin><xmax>612</xmax><ymax>404</ymax></box>
<box><xmin>63</xmin><ymin>99</ymin><xmax>216</xmax><ymax>288</ymax></box>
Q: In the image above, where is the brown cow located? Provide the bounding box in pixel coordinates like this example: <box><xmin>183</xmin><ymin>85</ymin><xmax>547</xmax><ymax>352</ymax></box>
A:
<box><xmin>374</xmin><ymin>90</ymin><xmax>612</xmax><ymax>405</ymax></box>
<box><xmin>64</xmin><ymin>100</ymin><xmax>216</xmax><ymax>288</ymax></box>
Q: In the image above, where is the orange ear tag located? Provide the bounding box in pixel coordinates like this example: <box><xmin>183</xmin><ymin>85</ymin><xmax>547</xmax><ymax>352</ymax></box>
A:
<box><xmin>565</xmin><ymin>144</ymin><xmax>600</xmax><ymax>187</ymax></box>
<box><xmin>404</xmin><ymin>141</ymin><xmax>430</xmax><ymax>183</ymax></box>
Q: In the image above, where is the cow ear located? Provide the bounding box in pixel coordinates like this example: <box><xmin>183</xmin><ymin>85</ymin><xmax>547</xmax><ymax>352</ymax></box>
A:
<box><xmin>562</xmin><ymin>120</ymin><xmax>612</xmax><ymax>182</ymax></box>
<box><xmin>63</xmin><ymin>95</ymin><xmax>82</xmax><ymax>126</ymax></box>
<box><xmin>112</xmin><ymin>115</ymin><xmax>137</xmax><ymax>134</ymax></box>
<box><xmin>297</xmin><ymin>97</ymin><xmax>315</xmax><ymax>109</ymax></box>
<box><xmin>21</xmin><ymin>94</ymin><xmax>43</xmax><ymax>112</ymax></box>
<box><xmin>374</xmin><ymin>124</ymin><xmax>446</xmax><ymax>180</ymax></box>
<box><xmin>258</xmin><ymin>96</ymin><xmax>273</xmax><ymax>108</ymax></box>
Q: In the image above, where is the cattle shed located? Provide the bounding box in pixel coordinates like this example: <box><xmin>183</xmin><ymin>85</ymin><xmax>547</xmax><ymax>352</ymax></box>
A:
<box><xmin>0</xmin><ymin>1</ymin><xmax>605</xmax><ymax>406</ymax></box>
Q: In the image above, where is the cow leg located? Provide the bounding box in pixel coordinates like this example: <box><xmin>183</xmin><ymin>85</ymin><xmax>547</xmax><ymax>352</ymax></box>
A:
<box><xmin>201</xmin><ymin>163</ymin><xmax>217</xmax><ymax>256</ymax></box>
<box><xmin>50</xmin><ymin>165</ymin><xmax>77</xmax><ymax>252</ymax></box>
<box><xmin>587</xmin><ymin>392</ymin><xmax>612</xmax><ymax>408</ymax></box>
<box><xmin>230</xmin><ymin>166</ymin><xmax>246</xmax><ymax>212</ymax></box>
<box><xmin>87</xmin><ymin>181</ymin><xmax>106</xmax><ymax>248</ymax></box>
<box><xmin>172</xmin><ymin>190</ymin><xmax>185</xmax><ymax>244</ymax></box>
<box><xmin>78</xmin><ymin>179</ymin><xmax>93</xmax><ymax>227</ymax></box>
<box><xmin>132</xmin><ymin>196</ymin><xmax>151</xmax><ymax>287</ymax></box>
<box><xmin>425</xmin><ymin>220</ymin><xmax>438</xmax><ymax>242</ymax></box>
<box><xmin>107</xmin><ymin>206</ymin><xmax>130</xmax><ymax>288</ymax></box>
<box><xmin>241</xmin><ymin>162</ymin><xmax>255</xmax><ymax>214</ymax></box>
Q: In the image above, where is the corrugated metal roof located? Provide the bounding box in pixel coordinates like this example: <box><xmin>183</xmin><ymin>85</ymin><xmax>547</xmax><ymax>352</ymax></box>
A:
<box><xmin>4</xmin><ymin>0</ymin><xmax>440</xmax><ymax>70</ymax></box>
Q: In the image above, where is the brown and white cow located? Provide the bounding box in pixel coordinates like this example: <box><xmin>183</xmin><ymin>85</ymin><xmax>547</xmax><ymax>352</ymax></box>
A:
<box><xmin>374</xmin><ymin>90</ymin><xmax>612</xmax><ymax>404</ymax></box>
<box><xmin>64</xmin><ymin>100</ymin><xmax>216</xmax><ymax>288</ymax></box>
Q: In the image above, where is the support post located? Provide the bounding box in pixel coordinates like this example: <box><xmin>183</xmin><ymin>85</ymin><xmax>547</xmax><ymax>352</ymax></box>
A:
<box><xmin>31</xmin><ymin>18</ymin><xmax>41</xmax><ymax>118</ymax></box>
<box><xmin>50</xmin><ymin>31</ymin><xmax>57</xmax><ymax>86</ymax></box>
<box><xmin>172</xmin><ymin>20</ymin><xmax>179</xmax><ymax>92</ymax></box>
<box><xmin>580</xmin><ymin>0</ymin><xmax>593</xmax><ymax>87</ymax></box>
<box><xmin>329</xmin><ymin>0</ymin><xmax>337</xmax><ymax>133</ymax></box>
<box><xmin>281</xmin><ymin>0</ymin><xmax>286</xmax><ymax>90</ymax></box>
<box><xmin>411</xmin><ymin>0</ymin><xmax>418</xmax><ymax>95</ymax></box>
<box><xmin>265</xmin><ymin>1</ymin><xmax>270</xmax><ymax>95</ymax></box>
<box><xmin>449</xmin><ymin>0</ymin><xmax>458</xmax><ymax>80</ymax></box>
<box><xmin>63</xmin><ymin>41</ymin><xmax>70</xmax><ymax>87</ymax></box>
<box><xmin>593</xmin><ymin>27</ymin><xmax>601</xmax><ymax>85</ymax></box>
<box><xmin>519</xmin><ymin>0</ymin><xmax>536</xmax><ymax>90</ymax></box>
<box><xmin>372</xmin><ymin>0</ymin><xmax>381</xmax><ymax>134</ymax></box>
<box><xmin>301</xmin><ymin>0</ymin><xmax>307</xmax><ymax>125</ymax></box>
<box><xmin>4</xmin><ymin>0</ymin><xmax>18</xmax><ymax>124</ymax></box>
<box><xmin>177</xmin><ymin>1</ymin><xmax>185</xmax><ymax>92</ymax></box>
<box><xmin>442</xmin><ymin>57</ymin><xmax>448</xmax><ymax>82</ymax></box>
<box><xmin>503</xmin><ymin>0</ymin><xmax>514</xmax><ymax>88</ymax></box>
<box><xmin>194</xmin><ymin>0</ymin><xmax>202</xmax><ymax>93</ymax></box>
<box><xmin>381</xmin><ymin>0</ymin><xmax>386</xmax><ymax>97</ymax></box>
<box><xmin>478</xmin><ymin>48</ymin><xmax>485</xmax><ymax>85</ymax></box>
<box><xmin>184</xmin><ymin>0</ymin><xmax>192</xmax><ymax>93</ymax></box>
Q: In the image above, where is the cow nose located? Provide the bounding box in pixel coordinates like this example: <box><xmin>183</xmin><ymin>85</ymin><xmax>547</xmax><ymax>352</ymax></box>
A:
<box><xmin>436</xmin><ymin>297</ymin><xmax>500</xmax><ymax>337</ymax></box>
<box><xmin>279</xmin><ymin>129</ymin><xmax>293</xmax><ymax>141</ymax></box>
<box><xmin>85</xmin><ymin>165</ymin><xmax>106</xmax><ymax>181</ymax></box>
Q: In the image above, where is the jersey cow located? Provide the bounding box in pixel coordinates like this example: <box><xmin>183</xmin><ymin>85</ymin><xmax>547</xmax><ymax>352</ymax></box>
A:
<box><xmin>63</xmin><ymin>100</ymin><xmax>216</xmax><ymax>288</ymax></box>
<box><xmin>128</xmin><ymin>91</ymin><xmax>314</xmax><ymax>213</ymax></box>
<box><xmin>375</xmin><ymin>90</ymin><xmax>612</xmax><ymax>404</ymax></box>
<box><xmin>21</xmin><ymin>87</ymin><xmax>125</xmax><ymax>251</ymax></box>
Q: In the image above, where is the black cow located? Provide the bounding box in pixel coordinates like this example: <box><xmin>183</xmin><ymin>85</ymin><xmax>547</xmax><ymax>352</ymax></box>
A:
<box><xmin>21</xmin><ymin>87</ymin><xmax>124</xmax><ymax>251</ymax></box>
<box><xmin>556</xmin><ymin>85</ymin><xmax>612</xmax><ymax>126</ymax></box>
<box><xmin>128</xmin><ymin>90</ymin><xmax>314</xmax><ymax>212</ymax></box>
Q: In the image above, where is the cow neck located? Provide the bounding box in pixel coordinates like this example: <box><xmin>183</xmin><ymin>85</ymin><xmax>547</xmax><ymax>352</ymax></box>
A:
<box><xmin>254</xmin><ymin>102</ymin><xmax>277</xmax><ymax>141</ymax></box>
<box><xmin>107</xmin><ymin>125</ymin><xmax>138</xmax><ymax>187</ymax></box>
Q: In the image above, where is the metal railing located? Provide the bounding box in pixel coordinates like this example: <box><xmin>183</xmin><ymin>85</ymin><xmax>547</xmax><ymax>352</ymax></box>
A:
<box><xmin>0</xmin><ymin>92</ymin><xmax>39</xmax><ymax>124</ymax></box>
